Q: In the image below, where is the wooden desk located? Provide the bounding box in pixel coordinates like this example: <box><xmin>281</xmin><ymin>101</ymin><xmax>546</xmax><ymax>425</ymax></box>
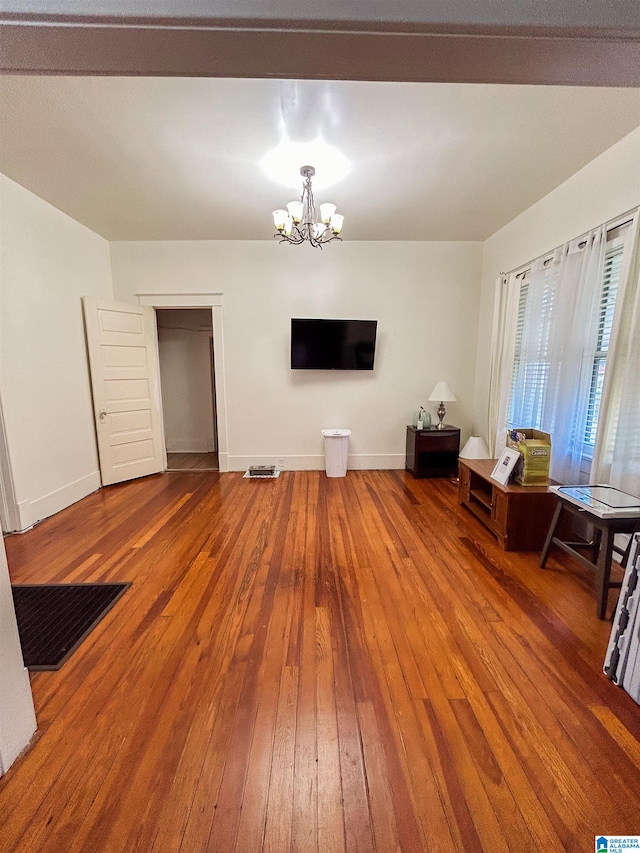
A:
<box><xmin>540</xmin><ymin>495</ymin><xmax>640</xmax><ymax>619</ymax></box>
<box><xmin>458</xmin><ymin>457</ymin><xmax>559</xmax><ymax>551</ymax></box>
<box><xmin>405</xmin><ymin>425</ymin><xmax>460</xmax><ymax>478</ymax></box>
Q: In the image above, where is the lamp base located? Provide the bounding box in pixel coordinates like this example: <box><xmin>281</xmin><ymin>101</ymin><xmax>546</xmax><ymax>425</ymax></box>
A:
<box><xmin>436</xmin><ymin>402</ymin><xmax>446</xmax><ymax>429</ymax></box>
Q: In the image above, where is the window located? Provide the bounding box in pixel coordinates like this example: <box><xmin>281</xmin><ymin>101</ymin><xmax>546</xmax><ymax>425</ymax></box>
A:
<box><xmin>583</xmin><ymin>245</ymin><xmax>623</xmax><ymax>452</ymax></box>
<box><xmin>507</xmin><ymin>260</ymin><xmax>558</xmax><ymax>430</ymax></box>
<box><xmin>507</xmin><ymin>223</ymin><xmax>629</xmax><ymax>456</ymax></box>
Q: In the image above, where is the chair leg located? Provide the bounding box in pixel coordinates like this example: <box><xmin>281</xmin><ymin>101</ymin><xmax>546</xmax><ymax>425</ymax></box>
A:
<box><xmin>540</xmin><ymin>501</ymin><xmax>563</xmax><ymax>568</ymax></box>
<box><xmin>596</xmin><ymin>527</ymin><xmax>615</xmax><ymax>620</ymax></box>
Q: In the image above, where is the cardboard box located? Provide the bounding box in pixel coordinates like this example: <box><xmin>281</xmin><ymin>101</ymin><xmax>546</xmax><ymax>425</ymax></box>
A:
<box><xmin>506</xmin><ymin>428</ymin><xmax>551</xmax><ymax>485</ymax></box>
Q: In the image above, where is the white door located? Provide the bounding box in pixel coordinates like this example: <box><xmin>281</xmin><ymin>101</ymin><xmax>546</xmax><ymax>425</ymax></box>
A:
<box><xmin>83</xmin><ymin>297</ymin><xmax>164</xmax><ymax>486</ymax></box>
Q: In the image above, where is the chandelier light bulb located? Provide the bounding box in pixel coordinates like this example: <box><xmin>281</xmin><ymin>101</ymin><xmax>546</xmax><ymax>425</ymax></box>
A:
<box><xmin>271</xmin><ymin>165</ymin><xmax>344</xmax><ymax>249</ymax></box>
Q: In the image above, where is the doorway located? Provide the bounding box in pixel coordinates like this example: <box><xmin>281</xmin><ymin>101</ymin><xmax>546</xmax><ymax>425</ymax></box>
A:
<box><xmin>156</xmin><ymin>308</ymin><xmax>219</xmax><ymax>472</ymax></box>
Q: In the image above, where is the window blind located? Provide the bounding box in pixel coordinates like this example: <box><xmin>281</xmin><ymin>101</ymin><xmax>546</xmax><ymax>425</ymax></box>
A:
<box><xmin>508</xmin><ymin>238</ymin><xmax>625</xmax><ymax>449</ymax></box>
<box><xmin>584</xmin><ymin>245</ymin><xmax>623</xmax><ymax>448</ymax></box>
<box><xmin>507</xmin><ymin>264</ymin><xmax>557</xmax><ymax>429</ymax></box>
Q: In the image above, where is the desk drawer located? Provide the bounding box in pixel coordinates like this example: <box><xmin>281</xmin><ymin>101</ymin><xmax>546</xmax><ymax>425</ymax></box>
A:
<box><xmin>416</xmin><ymin>433</ymin><xmax>459</xmax><ymax>453</ymax></box>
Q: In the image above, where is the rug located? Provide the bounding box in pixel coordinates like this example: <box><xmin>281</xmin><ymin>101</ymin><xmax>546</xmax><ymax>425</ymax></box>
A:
<box><xmin>11</xmin><ymin>582</ymin><xmax>131</xmax><ymax>671</ymax></box>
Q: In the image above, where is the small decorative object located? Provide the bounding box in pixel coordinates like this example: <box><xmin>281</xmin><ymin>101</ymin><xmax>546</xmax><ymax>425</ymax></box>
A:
<box><xmin>415</xmin><ymin>406</ymin><xmax>431</xmax><ymax>429</ymax></box>
<box><xmin>490</xmin><ymin>447</ymin><xmax>521</xmax><ymax>485</ymax></box>
<box><xmin>459</xmin><ymin>435</ymin><xmax>490</xmax><ymax>459</ymax></box>
<box><xmin>272</xmin><ymin>166</ymin><xmax>344</xmax><ymax>248</ymax></box>
<box><xmin>428</xmin><ymin>381</ymin><xmax>458</xmax><ymax>430</ymax></box>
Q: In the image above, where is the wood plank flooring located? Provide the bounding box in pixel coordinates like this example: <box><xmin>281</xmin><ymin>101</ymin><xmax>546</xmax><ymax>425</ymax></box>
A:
<box><xmin>166</xmin><ymin>452</ymin><xmax>219</xmax><ymax>471</ymax></box>
<box><xmin>1</xmin><ymin>470</ymin><xmax>639</xmax><ymax>852</ymax></box>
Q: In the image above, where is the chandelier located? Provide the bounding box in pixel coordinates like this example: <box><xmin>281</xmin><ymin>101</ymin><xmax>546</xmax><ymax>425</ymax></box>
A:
<box><xmin>272</xmin><ymin>166</ymin><xmax>344</xmax><ymax>248</ymax></box>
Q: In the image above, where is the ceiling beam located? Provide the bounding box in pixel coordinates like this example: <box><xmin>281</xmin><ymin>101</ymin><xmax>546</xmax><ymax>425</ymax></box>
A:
<box><xmin>1</xmin><ymin>14</ymin><xmax>639</xmax><ymax>85</ymax></box>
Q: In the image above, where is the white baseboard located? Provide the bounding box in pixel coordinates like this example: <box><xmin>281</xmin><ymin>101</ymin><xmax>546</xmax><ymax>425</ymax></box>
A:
<box><xmin>24</xmin><ymin>471</ymin><xmax>101</xmax><ymax>530</ymax></box>
<box><xmin>17</xmin><ymin>500</ymin><xmax>33</xmax><ymax>532</ymax></box>
<box><xmin>227</xmin><ymin>454</ymin><xmax>406</xmax><ymax>472</ymax></box>
<box><xmin>348</xmin><ymin>454</ymin><xmax>406</xmax><ymax>470</ymax></box>
<box><xmin>228</xmin><ymin>455</ymin><xmax>322</xmax><ymax>472</ymax></box>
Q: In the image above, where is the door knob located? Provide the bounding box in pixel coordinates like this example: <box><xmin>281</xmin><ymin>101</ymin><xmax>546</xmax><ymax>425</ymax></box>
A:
<box><xmin>99</xmin><ymin>409</ymin><xmax>107</xmax><ymax>422</ymax></box>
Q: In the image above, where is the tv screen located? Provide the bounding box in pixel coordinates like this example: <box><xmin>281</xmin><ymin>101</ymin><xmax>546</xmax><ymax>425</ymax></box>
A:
<box><xmin>291</xmin><ymin>318</ymin><xmax>377</xmax><ymax>370</ymax></box>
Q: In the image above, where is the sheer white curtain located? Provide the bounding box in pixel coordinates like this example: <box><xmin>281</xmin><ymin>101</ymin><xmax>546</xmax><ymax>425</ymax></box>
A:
<box><xmin>592</xmin><ymin>214</ymin><xmax>640</xmax><ymax>496</ymax></box>
<box><xmin>492</xmin><ymin>227</ymin><xmax>606</xmax><ymax>483</ymax></box>
<box><xmin>544</xmin><ymin>228</ymin><xmax>606</xmax><ymax>483</ymax></box>
<box><xmin>486</xmin><ymin>274</ymin><xmax>518</xmax><ymax>456</ymax></box>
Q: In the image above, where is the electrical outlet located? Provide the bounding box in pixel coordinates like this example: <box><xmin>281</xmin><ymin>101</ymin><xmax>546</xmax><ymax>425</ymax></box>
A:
<box><xmin>277</xmin><ymin>457</ymin><xmax>284</xmax><ymax>468</ymax></box>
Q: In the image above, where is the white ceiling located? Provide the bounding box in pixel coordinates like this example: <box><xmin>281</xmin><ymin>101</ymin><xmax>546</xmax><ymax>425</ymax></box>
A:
<box><xmin>0</xmin><ymin>76</ymin><xmax>638</xmax><ymax>242</ymax></box>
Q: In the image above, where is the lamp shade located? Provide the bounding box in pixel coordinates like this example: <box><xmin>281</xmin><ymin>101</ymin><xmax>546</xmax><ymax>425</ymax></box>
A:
<box><xmin>319</xmin><ymin>202</ymin><xmax>336</xmax><ymax>224</ymax></box>
<box><xmin>272</xmin><ymin>209</ymin><xmax>288</xmax><ymax>230</ymax></box>
<box><xmin>428</xmin><ymin>381</ymin><xmax>457</xmax><ymax>402</ymax></box>
<box><xmin>330</xmin><ymin>213</ymin><xmax>344</xmax><ymax>234</ymax></box>
<box><xmin>287</xmin><ymin>201</ymin><xmax>303</xmax><ymax>223</ymax></box>
<box><xmin>459</xmin><ymin>435</ymin><xmax>490</xmax><ymax>459</ymax></box>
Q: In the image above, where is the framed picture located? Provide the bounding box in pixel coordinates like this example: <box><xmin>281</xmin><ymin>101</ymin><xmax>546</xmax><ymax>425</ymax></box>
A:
<box><xmin>490</xmin><ymin>447</ymin><xmax>521</xmax><ymax>485</ymax></box>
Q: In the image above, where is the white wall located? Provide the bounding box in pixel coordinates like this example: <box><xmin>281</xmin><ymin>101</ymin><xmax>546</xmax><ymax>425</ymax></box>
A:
<box><xmin>157</xmin><ymin>310</ymin><xmax>216</xmax><ymax>452</ymax></box>
<box><xmin>0</xmin><ymin>175</ymin><xmax>113</xmax><ymax>529</ymax></box>
<box><xmin>111</xmin><ymin>240</ymin><xmax>483</xmax><ymax>470</ymax></box>
<box><xmin>0</xmin><ymin>535</ymin><xmax>36</xmax><ymax>776</ymax></box>
<box><xmin>0</xmin><ymin>174</ymin><xmax>113</xmax><ymax>774</ymax></box>
<box><xmin>473</xmin><ymin>127</ymin><xmax>640</xmax><ymax>438</ymax></box>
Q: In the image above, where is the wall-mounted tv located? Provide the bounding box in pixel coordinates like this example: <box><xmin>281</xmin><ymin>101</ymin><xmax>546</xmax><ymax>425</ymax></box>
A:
<box><xmin>291</xmin><ymin>318</ymin><xmax>378</xmax><ymax>370</ymax></box>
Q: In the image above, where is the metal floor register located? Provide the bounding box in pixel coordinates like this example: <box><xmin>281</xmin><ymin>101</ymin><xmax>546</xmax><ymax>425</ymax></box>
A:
<box><xmin>604</xmin><ymin>533</ymin><xmax>640</xmax><ymax>703</ymax></box>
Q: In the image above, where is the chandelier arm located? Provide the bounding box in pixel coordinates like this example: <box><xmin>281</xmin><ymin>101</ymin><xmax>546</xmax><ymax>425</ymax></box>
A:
<box><xmin>275</xmin><ymin>228</ymin><xmax>306</xmax><ymax>245</ymax></box>
<box><xmin>287</xmin><ymin>231</ymin><xmax>306</xmax><ymax>245</ymax></box>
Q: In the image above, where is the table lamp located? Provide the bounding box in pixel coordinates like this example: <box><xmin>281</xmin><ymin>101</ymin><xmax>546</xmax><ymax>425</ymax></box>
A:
<box><xmin>459</xmin><ymin>435</ymin><xmax>490</xmax><ymax>459</ymax></box>
<box><xmin>428</xmin><ymin>381</ymin><xmax>457</xmax><ymax>430</ymax></box>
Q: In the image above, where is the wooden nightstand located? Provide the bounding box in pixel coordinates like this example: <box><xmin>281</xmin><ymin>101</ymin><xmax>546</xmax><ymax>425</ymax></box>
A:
<box><xmin>405</xmin><ymin>425</ymin><xmax>460</xmax><ymax>478</ymax></box>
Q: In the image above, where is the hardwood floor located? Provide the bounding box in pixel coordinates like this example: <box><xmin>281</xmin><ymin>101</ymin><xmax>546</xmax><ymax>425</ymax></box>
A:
<box><xmin>1</xmin><ymin>470</ymin><xmax>639</xmax><ymax>852</ymax></box>
<box><xmin>166</xmin><ymin>452</ymin><xmax>219</xmax><ymax>471</ymax></box>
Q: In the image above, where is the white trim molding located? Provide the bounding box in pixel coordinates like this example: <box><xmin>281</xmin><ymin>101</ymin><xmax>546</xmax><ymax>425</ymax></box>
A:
<box><xmin>138</xmin><ymin>293</ymin><xmax>223</xmax><ymax>308</ymax></box>
<box><xmin>16</xmin><ymin>500</ymin><xmax>33</xmax><ymax>533</ymax></box>
<box><xmin>228</xmin><ymin>454</ymin><xmax>406</xmax><ymax>472</ymax></box>
<box><xmin>0</xmin><ymin>537</ymin><xmax>37</xmax><ymax>776</ymax></box>
<box><xmin>29</xmin><ymin>471</ymin><xmax>101</xmax><ymax>528</ymax></box>
<box><xmin>8</xmin><ymin>471</ymin><xmax>101</xmax><ymax>534</ymax></box>
<box><xmin>0</xmin><ymin>396</ymin><xmax>21</xmax><ymax>533</ymax></box>
<box><xmin>136</xmin><ymin>293</ymin><xmax>229</xmax><ymax>473</ymax></box>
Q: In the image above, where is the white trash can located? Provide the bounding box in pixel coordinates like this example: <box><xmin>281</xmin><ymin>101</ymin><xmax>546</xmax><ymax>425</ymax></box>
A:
<box><xmin>321</xmin><ymin>429</ymin><xmax>351</xmax><ymax>477</ymax></box>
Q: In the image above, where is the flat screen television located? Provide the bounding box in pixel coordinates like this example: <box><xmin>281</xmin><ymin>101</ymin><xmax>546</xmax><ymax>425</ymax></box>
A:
<box><xmin>291</xmin><ymin>318</ymin><xmax>377</xmax><ymax>370</ymax></box>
